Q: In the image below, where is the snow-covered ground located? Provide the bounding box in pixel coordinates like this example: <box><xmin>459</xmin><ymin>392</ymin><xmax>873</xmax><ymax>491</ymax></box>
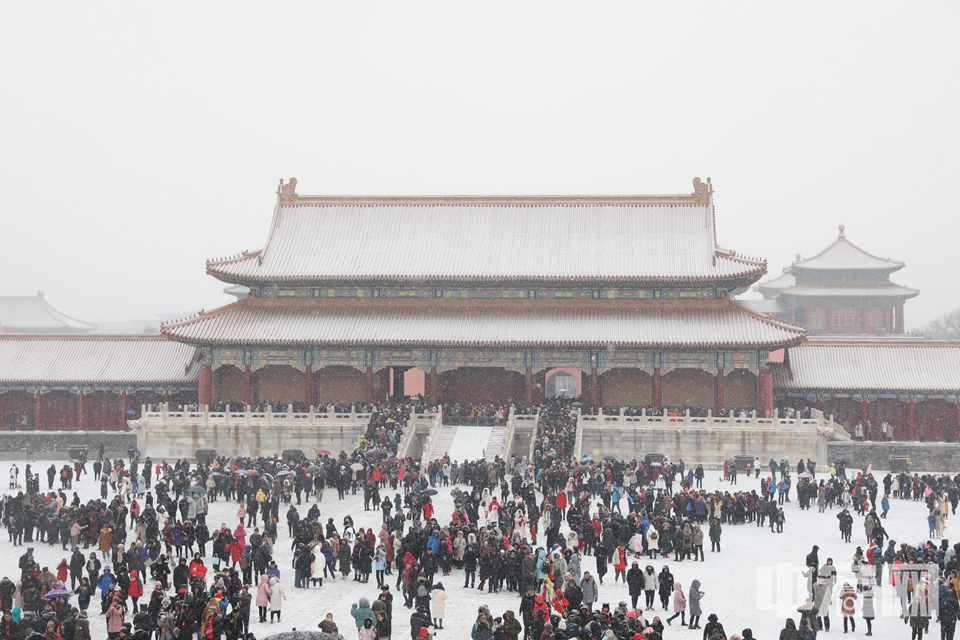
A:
<box><xmin>3</xmin><ymin>459</ymin><xmax>942</xmax><ymax>639</ymax></box>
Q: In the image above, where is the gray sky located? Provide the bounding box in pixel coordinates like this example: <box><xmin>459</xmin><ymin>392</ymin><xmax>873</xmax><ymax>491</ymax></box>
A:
<box><xmin>1</xmin><ymin>3</ymin><xmax>958</xmax><ymax>329</ymax></box>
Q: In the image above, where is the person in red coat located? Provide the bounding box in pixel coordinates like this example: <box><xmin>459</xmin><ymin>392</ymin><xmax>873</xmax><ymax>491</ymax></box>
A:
<box><xmin>128</xmin><ymin>570</ymin><xmax>144</xmax><ymax>613</ymax></box>
<box><xmin>56</xmin><ymin>559</ymin><xmax>69</xmax><ymax>584</ymax></box>
<box><xmin>555</xmin><ymin>492</ymin><xmax>568</xmax><ymax>520</ymax></box>
<box><xmin>613</xmin><ymin>546</ymin><xmax>628</xmax><ymax>583</ymax></box>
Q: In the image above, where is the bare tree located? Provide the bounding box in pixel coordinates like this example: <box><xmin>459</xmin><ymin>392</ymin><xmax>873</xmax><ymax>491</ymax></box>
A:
<box><xmin>917</xmin><ymin>308</ymin><xmax>960</xmax><ymax>340</ymax></box>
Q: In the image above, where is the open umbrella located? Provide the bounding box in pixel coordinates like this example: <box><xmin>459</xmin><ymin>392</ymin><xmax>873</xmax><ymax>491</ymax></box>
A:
<box><xmin>209</xmin><ymin>472</ymin><xmax>226</xmax><ymax>478</ymax></box>
<box><xmin>366</xmin><ymin>448</ymin><xmax>382</xmax><ymax>455</ymax></box>
<box><xmin>42</xmin><ymin>589</ymin><xmax>71</xmax><ymax>599</ymax></box>
<box><xmin>275</xmin><ymin>470</ymin><xmax>293</xmax><ymax>477</ymax></box>
<box><xmin>423</xmin><ymin>489</ymin><xmax>438</xmax><ymax>496</ymax></box>
<box><xmin>602</xmin><ymin>455</ymin><xmax>616</xmax><ymax>461</ymax></box>
<box><xmin>575</xmin><ymin>465</ymin><xmax>591</xmax><ymax>473</ymax></box>
<box><xmin>234</xmin><ymin>470</ymin><xmax>248</xmax><ymax>476</ymax></box>
<box><xmin>350</xmin><ymin>463</ymin><xmax>364</xmax><ymax>471</ymax></box>
<box><xmin>798</xmin><ymin>472</ymin><xmax>812</xmax><ymax>479</ymax></box>
<box><xmin>318</xmin><ymin>449</ymin><xmax>332</xmax><ymax>456</ymax></box>
<box><xmin>245</xmin><ymin>470</ymin><xmax>260</xmax><ymax>477</ymax></box>
<box><xmin>262</xmin><ymin>473</ymin><xmax>275</xmax><ymax>483</ymax></box>
<box><xmin>386</xmin><ymin>457</ymin><xmax>400</xmax><ymax>463</ymax></box>
<box><xmin>580</xmin><ymin>456</ymin><xmax>592</xmax><ymax>462</ymax></box>
<box><xmin>306</xmin><ymin>465</ymin><xmax>321</xmax><ymax>473</ymax></box>
<box><xmin>189</xmin><ymin>486</ymin><xmax>207</xmax><ymax>494</ymax></box>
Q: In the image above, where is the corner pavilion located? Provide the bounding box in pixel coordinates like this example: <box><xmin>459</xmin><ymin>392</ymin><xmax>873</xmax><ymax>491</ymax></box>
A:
<box><xmin>161</xmin><ymin>178</ymin><xmax>806</xmax><ymax>416</ymax></box>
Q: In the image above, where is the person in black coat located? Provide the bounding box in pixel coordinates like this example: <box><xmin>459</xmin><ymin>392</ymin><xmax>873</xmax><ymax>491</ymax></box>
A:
<box><xmin>375</xmin><ymin>610</ymin><xmax>391</xmax><ymax>639</ymax></box>
<box><xmin>626</xmin><ymin>562</ymin><xmax>644</xmax><ymax>610</ymax></box>
<box><xmin>657</xmin><ymin>566</ymin><xmax>674</xmax><ymax>611</ymax></box>
<box><xmin>701</xmin><ymin>613</ymin><xmax>726</xmax><ymax>640</ymax></box>
<box><xmin>409</xmin><ymin>605</ymin><xmax>431</xmax><ymax>639</ymax></box>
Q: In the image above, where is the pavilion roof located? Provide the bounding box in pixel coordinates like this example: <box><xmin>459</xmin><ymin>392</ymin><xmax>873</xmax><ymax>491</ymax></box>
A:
<box><xmin>0</xmin><ymin>292</ymin><xmax>96</xmax><ymax>333</ymax></box>
<box><xmin>0</xmin><ymin>335</ymin><xmax>200</xmax><ymax>385</ymax></box>
<box><xmin>791</xmin><ymin>225</ymin><xmax>904</xmax><ymax>273</ymax></box>
<box><xmin>775</xmin><ymin>339</ymin><xmax>960</xmax><ymax>392</ymax></box>
<box><xmin>778</xmin><ymin>282</ymin><xmax>919</xmax><ymax>299</ymax></box>
<box><xmin>754</xmin><ymin>270</ymin><xmax>796</xmax><ymax>297</ymax></box>
<box><xmin>206</xmin><ymin>180</ymin><xmax>766</xmax><ymax>286</ymax></box>
<box><xmin>162</xmin><ymin>298</ymin><xmax>805</xmax><ymax>349</ymax></box>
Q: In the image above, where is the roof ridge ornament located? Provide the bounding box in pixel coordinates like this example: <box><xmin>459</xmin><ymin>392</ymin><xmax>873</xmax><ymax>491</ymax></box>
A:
<box><xmin>692</xmin><ymin>177</ymin><xmax>712</xmax><ymax>203</ymax></box>
<box><xmin>838</xmin><ymin>224</ymin><xmax>846</xmax><ymax>238</ymax></box>
<box><xmin>278</xmin><ymin>177</ymin><xmax>298</xmax><ymax>204</ymax></box>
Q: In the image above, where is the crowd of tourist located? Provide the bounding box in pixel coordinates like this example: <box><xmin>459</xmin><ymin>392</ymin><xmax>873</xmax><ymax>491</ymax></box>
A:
<box><xmin>2</xmin><ymin>394</ymin><xmax>960</xmax><ymax>640</ymax></box>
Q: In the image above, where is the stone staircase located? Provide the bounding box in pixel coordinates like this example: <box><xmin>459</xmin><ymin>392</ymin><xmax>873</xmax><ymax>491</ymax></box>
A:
<box><xmin>428</xmin><ymin>425</ymin><xmax>459</xmax><ymax>462</ymax></box>
<box><xmin>485</xmin><ymin>426</ymin><xmax>508</xmax><ymax>462</ymax></box>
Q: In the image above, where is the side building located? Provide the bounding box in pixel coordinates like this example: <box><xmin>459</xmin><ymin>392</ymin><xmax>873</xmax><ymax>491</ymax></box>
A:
<box><xmin>751</xmin><ymin>225</ymin><xmax>918</xmax><ymax>335</ymax></box>
<box><xmin>0</xmin><ymin>335</ymin><xmax>199</xmax><ymax>430</ymax></box>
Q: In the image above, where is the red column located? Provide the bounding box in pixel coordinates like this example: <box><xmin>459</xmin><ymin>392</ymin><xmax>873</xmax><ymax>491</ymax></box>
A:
<box><xmin>198</xmin><ymin>364</ymin><xmax>213</xmax><ymax>407</ymax></box>
<box><xmin>304</xmin><ymin>365</ymin><xmax>313</xmax><ymax>408</ymax></box>
<box><xmin>366</xmin><ymin>366</ymin><xmax>374</xmax><ymax>403</ymax></box>
<box><xmin>907</xmin><ymin>398</ymin><xmax>916</xmax><ymax>440</ymax></box>
<box><xmin>589</xmin><ymin>367</ymin><xmax>598</xmax><ymax>406</ymax></box>
<box><xmin>861</xmin><ymin>305</ymin><xmax>869</xmax><ymax>334</ymax></box>
<box><xmin>860</xmin><ymin>398</ymin><xmax>869</xmax><ymax>425</ymax></box>
<box><xmin>816</xmin><ymin>397</ymin><xmax>823</xmax><ymax>412</ymax></box>
<box><xmin>715</xmin><ymin>370</ymin><xmax>725</xmax><ymax>415</ymax></box>
<box><xmin>534</xmin><ymin>370</ymin><xmax>546</xmax><ymax>404</ymax></box>
<box><xmin>428</xmin><ymin>366</ymin><xmax>438</xmax><ymax>404</ymax></box>
<box><xmin>896</xmin><ymin>305</ymin><xmax>905</xmax><ymax>334</ymax></box>
<box><xmin>77</xmin><ymin>391</ymin><xmax>84</xmax><ymax>431</ymax></box>
<box><xmin>35</xmin><ymin>391</ymin><xmax>42</xmax><ymax>431</ymax></box>
<box><xmin>653</xmin><ymin>368</ymin><xmax>662</xmax><ymax>412</ymax></box>
<box><xmin>244</xmin><ymin>365</ymin><xmax>252</xmax><ymax>406</ymax></box>
<box><xmin>525</xmin><ymin>367</ymin><xmax>533</xmax><ymax>406</ymax></box>
<box><xmin>120</xmin><ymin>391</ymin><xmax>129</xmax><ymax>430</ymax></box>
<box><xmin>825</xmin><ymin>306</ymin><xmax>834</xmax><ymax>334</ymax></box>
<box><xmin>759</xmin><ymin>369</ymin><xmax>774</xmax><ymax>418</ymax></box>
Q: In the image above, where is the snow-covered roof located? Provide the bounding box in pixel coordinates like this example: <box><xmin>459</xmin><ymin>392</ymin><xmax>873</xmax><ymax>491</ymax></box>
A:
<box><xmin>775</xmin><ymin>340</ymin><xmax>960</xmax><ymax>392</ymax></box>
<box><xmin>0</xmin><ymin>336</ymin><xmax>200</xmax><ymax>385</ymax></box>
<box><xmin>778</xmin><ymin>282</ymin><xmax>919</xmax><ymax>299</ymax></box>
<box><xmin>792</xmin><ymin>225</ymin><xmax>904</xmax><ymax>273</ymax></box>
<box><xmin>0</xmin><ymin>293</ymin><xmax>96</xmax><ymax>333</ymax></box>
<box><xmin>754</xmin><ymin>270</ymin><xmax>796</xmax><ymax>298</ymax></box>
<box><xmin>206</xmin><ymin>180</ymin><xmax>766</xmax><ymax>285</ymax></box>
<box><xmin>162</xmin><ymin>298</ymin><xmax>805</xmax><ymax>349</ymax></box>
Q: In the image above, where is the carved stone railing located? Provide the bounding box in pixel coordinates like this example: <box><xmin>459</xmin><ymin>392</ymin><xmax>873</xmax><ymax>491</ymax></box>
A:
<box><xmin>396</xmin><ymin>407</ymin><xmax>442</xmax><ymax>462</ymax></box>
<box><xmin>141</xmin><ymin>404</ymin><xmax>371</xmax><ymax>427</ymax></box>
<box><xmin>577</xmin><ymin>406</ymin><xmax>842</xmax><ymax>432</ymax></box>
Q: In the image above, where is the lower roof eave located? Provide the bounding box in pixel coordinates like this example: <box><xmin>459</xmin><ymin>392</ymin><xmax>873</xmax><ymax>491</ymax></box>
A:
<box><xmin>161</xmin><ymin>335</ymin><xmax>804</xmax><ymax>352</ymax></box>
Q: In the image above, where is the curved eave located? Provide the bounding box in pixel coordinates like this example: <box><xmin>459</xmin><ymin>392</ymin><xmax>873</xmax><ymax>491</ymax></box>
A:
<box><xmin>161</xmin><ymin>299</ymin><xmax>805</xmax><ymax>351</ymax></box>
<box><xmin>204</xmin><ymin>266</ymin><xmax>768</xmax><ymax>288</ymax></box>
<box><xmin>165</xmin><ymin>336</ymin><xmax>803</xmax><ymax>350</ymax></box>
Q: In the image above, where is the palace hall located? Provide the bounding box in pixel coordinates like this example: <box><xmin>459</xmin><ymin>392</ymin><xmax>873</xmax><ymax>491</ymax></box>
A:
<box><xmin>160</xmin><ymin>178</ymin><xmax>802</xmax><ymax>416</ymax></box>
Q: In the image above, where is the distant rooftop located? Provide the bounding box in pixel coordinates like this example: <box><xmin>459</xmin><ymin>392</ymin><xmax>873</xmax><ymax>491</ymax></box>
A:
<box><xmin>0</xmin><ymin>292</ymin><xmax>96</xmax><ymax>334</ymax></box>
<box><xmin>792</xmin><ymin>225</ymin><xmax>905</xmax><ymax>273</ymax></box>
